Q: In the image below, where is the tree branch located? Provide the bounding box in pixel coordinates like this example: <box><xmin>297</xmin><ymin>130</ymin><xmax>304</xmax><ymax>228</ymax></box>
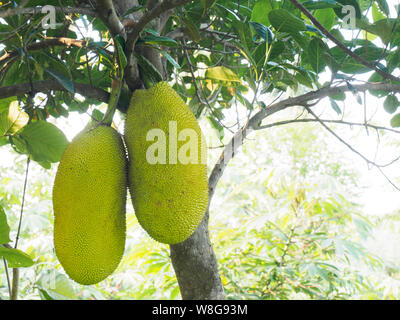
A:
<box><xmin>127</xmin><ymin>0</ymin><xmax>193</xmax><ymax>46</ymax></box>
<box><xmin>2</xmin><ymin>244</ymin><xmax>18</xmax><ymax>300</ymax></box>
<box><xmin>288</xmin><ymin>0</ymin><xmax>400</xmax><ymax>83</ymax></box>
<box><xmin>208</xmin><ymin>82</ymin><xmax>400</xmax><ymax>200</ymax></box>
<box><xmin>256</xmin><ymin>118</ymin><xmax>400</xmax><ymax>134</ymax></box>
<box><xmin>0</xmin><ymin>38</ymin><xmax>89</xmax><ymax>65</ymax></box>
<box><xmin>124</xmin><ymin>0</ymin><xmax>193</xmax><ymax>89</ymax></box>
<box><xmin>0</xmin><ymin>80</ymin><xmax>128</xmax><ymax>109</ymax></box>
<box><xmin>95</xmin><ymin>0</ymin><xmax>125</xmax><ymax>37</ymax></box>
<box><xmin>303</xmin><ymin>105</ymin><xmax>400</xmax><ymax>190</ymax></box>
<box><xmin>0</xmin><ymin>6</ymin><xmax>96</xmax><ymax>19</ymax></box>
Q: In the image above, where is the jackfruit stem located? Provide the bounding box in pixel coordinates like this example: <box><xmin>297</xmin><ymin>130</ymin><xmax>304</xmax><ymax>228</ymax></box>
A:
<box><xmin>103</xmin><ymin>79</ymin><xmax>123</xmax><ymax>126</ymax></box>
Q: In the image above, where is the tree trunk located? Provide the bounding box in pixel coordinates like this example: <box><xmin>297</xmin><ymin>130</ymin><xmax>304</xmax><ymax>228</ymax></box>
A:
<box><xmin>170</xmin><ymin>210</ymin><xmax>225</xmax><ymax>300</ymax></box>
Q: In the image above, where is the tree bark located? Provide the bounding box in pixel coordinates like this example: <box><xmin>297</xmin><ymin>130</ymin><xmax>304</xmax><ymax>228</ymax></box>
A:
<box><xmin>170</xmin><ymin>210</ymin><xmax>225</xmax><ymax>300</ymax></box>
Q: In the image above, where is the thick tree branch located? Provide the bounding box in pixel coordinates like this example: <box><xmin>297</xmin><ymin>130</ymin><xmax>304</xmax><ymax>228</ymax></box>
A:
<box><xmin>208</xmin><ymin>82</ymin><xmax>400</xmax><ymax>200</ymax></box>
<box><xmin>127</xmin><ymin>0</ymin><xmax>193</xmax><ymax>46</ymax></box>
<box><xmin>95</xmin><ymin>0</ymin><xmax>125</xmax><ymax>37</ymax></box>
<box><xmin>0</xmin><ymin>80</ymin><xmax>127</xmax><ymax>109</ymax></box>
<box><xmin>0</xmin><ymin>6</ymin><xmax>96</xmax><ymax>19</ymax></box>
<box><xmin>125</xmin><ymin>0</ymin><xmax>192</xmax><ymax>89</ymax></box>
<box><xmin>288</xmin><ymin>0</ymin><xmax>400</xmax><ymax>83</ymax></box>
<box><xmin>0</xmin><ymin>38</ymin><xmax>89</xmax><ymax>65</ymax></box>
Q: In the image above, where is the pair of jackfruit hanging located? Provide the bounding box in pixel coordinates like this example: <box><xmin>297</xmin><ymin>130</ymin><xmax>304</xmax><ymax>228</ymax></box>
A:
<box><xmin>52</xmin><ymin>82</ymin><xmax>209</xmax><ymax>285</ymax></box>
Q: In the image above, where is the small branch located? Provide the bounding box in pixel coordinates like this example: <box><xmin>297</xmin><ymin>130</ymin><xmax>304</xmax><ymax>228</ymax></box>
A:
<box><xmin>2</xmin><ymin>256</ymin><xmax>11</xmax><ymax>298</ymax></box>
<box><xmin>95</xmin><ymin>0</ymin><xmax>125</xmax><ymax>37</ymax></box>
<box><xmin>127</xmin><ymin>0</ymin><xmax>193</xmax><ymax>46</ymax></box>
<box><xmin>0</xmin><ymin>6</ymin><xmax>96</xmax><ymax>19</ymax></box>
<box><xmin>0</xmin><ymin>37</ymin><xmax>90</xmax><ymax>65</ymax></box>
<box><xmin>303</xmin><ymin>105</ymin><xmax>400</xmax><ymax>190</ymax></box>
<box><xmin>2</xmin><ymin>244</ymin><xmax>19</xmax><ymax>300</ymax></box>
<box><xmin>288</xmin><ymin>0</ymin><xmax>400</xmax><ymax>82</ymax></box>
<box><xmin>10</xmin><ymin>268</ymin><xmax>19</xmax><ymax>300</ymax></box>
<box><xmin>14</xmin><ymin>157</ymin><xmax>30</xmax><ymax>249</ymax></box>
<box><xmin>208</xmin><ymin>82</ymin><xmax>400</xmax><ymax>200</ymax></box>
<box><xmin>256</xmin><ymin>118</ymin><xmax>400</xmax><ymax>134</ymax></box>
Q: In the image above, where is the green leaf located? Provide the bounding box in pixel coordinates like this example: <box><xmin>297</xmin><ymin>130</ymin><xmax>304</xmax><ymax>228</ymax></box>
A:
<box><xmin>37</xmin><ymin>271</ymin><xmax>77</xmax><ymax>300</ymax></box>
<box><xmin>135</xmin><ymin>53</ymin><xmax>163</xmax><ymax>83</ymax></box>
<box><xmin>170</xmin><ymin>285</ymin><xmax>180</xmax><ymax>300</ymax></box>
<box><xmin>19</xmin><ymin>120</ymin><xmax>69</xmax><ymax>163</ymax></box>
<box><xmin>250</xmin><ymin>22</ymin><xmax>274</xmax><ymax>42</ymax></box>
<box><xmin>157</xmin><ymin>49</ymin><xmax>181</xmax><ymax>69</ymax></box>
<box><xmin>308</xmin><ymin>38</ymin><xmax>328</xmax><ymax>73</ymax></box>
<box><xmin>251</xmin><ymin>0</ymin><xmax>274</xmax><ymax>27</ymax></box>
<box><xmin>9</xmin><ymin>135</ymin><xmax>28</xmax><ymax>154</ymax></box>
<box><xmin>374</xmin><ymin>19</ymin><xmax>392</xmax><ymax>44</ymax></box>
<box><xmin>0</xmin><ymin>206</ymin><xmax>11</xmax><ymax>244</ymax></box>
<box><xmin>91</xmin><ymin>109</ymin><xmax>104</xmax><ymax>122</ymax></box>
<box><xmin>115</xmin><ymin>36</ymin><xmax>127</xmax><ymax>70</ymax></box>
<box><xmin>268</xmin><ymin>9</ymin><xmax>306</xmax><ymax>33</ymax></box>
<box><xmin>330</xmin><ymin>98</ymin><xmax>342</xmax><ymax>115</ymax></box>
<box><xmin>45</xmin><ymin>68</ymin><xmax>75</xmax><ymax>94</ymax></box>
<box><xmin>387</xmin><ymin>49</ymin><xmax>400</xmax><ymax>73</ymax></box>
<box><xmin>303</xmin><ymin>0</ymin><xmax>341</xmax><ymax>9</ymax></box>
<box><xmin>375</xmin><ymin>0</ymin><xmax>389</xmax><ymax>16</ymax></box>
<box><xmin>372</xmin><ymin>2</ymin><xmax>386</xmax><ymax>22</ymax></box>
<box><xmin>232</xmin><ymin>20</ymin><xmax>253</xmax><ymax>51</ymax></box>
<box><xmin>140</xmin><ymin>35</ymin><xmax>178</xmax><ymax>47</ymax></box>
<box><xmin>122</xmin><ymin>5</ymin><xmax>144</xmax><ymax>17</ymax></box>
<box><xmin>390</xmin><ymin>113</ymin><xmax>400</xmax><ymax>127</ymax></box>
<box><xmin>0</xmin><ymin>247</ymin><xmax>34</xmax><ymax>268</ymax></box>
<box><xmin>330</xmin><ymin>92</ymin><xmax>346</xmax><ymax>101</ymax></box>
<box><xmin>314</xmin><ymin>8</ymin><xmax>336</xmax><ymax>31</ymax></box>
<box><xmin>0</xmin><ymin>101</ymin><xmax>29</xmax><ymax>136</ymax></box>
<box><xmin>0</xmin><ymin>136</ymin><xmax>8</xmax><ymax>147</ymax></box>
<box><xmin>205</xmin><ymin>66</ymin><xmax>241</xmax><ymax>85</ymax></box>
<box><xmin>201</xmin><ymin>0</ymin><xmax>216</xmax><ymax>14</ymax></box>
<box><xmin>208</xmin><ymin>116</ymin><xmax>224</xmax><ymax>141</ymax></box>
<box><xmin>0</xmin><ymin>96</ymin><xmax>17</xmax><ymax>113</ymax></box>
<box><xmin>182</xmin><ymin>18</ymin><xmax>201</xmax><ymax>43</ymax></box>
<box><xmin>383</xmin><ymin>95</ymin><xmax>399</xmax><ymax>114</ymax></box>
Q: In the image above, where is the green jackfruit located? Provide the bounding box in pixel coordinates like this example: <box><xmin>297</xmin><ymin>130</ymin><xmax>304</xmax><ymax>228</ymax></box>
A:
<box><xmin>124</xmin><ymin>82</ymin><xmax>209</xmax><ymax>244</ymax></box>
<box><xmin>53</xmin><ymin>125</ymin><xmax>127</xmax><ymax>285</ymax></box>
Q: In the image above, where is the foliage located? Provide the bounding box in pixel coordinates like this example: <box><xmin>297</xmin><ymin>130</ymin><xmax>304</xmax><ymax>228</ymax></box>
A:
<box><xmin>1</xmin><ymin>0</ymin><xmax>400</xmax><ymax>300</ymax></box>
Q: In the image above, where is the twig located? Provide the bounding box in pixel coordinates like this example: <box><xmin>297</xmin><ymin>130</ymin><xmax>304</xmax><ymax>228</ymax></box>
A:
<box><xmin>0</xmin><ymin>37</ymin><xmax>114</xmax><ymax>66</ymax></box>
<box><xmin>208</xmin><ymin>82</ymin><xmax>400</xmax><ymax>200</ymax></box>
<box><xmin>256</xmin><ymin>118</ymin><xmax>400</xmax><ymax>134</ymax></box>
<box><xmin>2</xmin><ymin>257</ymin><xmax>11</xmax><ymax>298</ymax></box>
<box><xmin>14</xmin><ymin>157</ymin><xmax>30</xmax><ymax>249</ymax></box>
<box><xmin>303</xmin><ymin>105</ymin><xmax>400</xmax><ymax>190</ymax></box>
<box><xmin>127</xmin><ymin>0</ymin><xmax>193</xmax><ymax>46</ymax></box>
<box><xmin>95</xmin><ymin>0</ymin><xmax>125</xmax><ymax>37</ymax></box>
<box><xmin>288</xmin><ymin>0</ymin><xmax>400</xmax><ymax>82</ymax></box>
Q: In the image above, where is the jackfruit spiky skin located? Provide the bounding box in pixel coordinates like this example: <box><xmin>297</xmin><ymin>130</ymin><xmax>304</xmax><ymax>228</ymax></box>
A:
<box><xmin>53</xmin><ymin>125</ymin><xmax>127</xmax><ymax>285</ymax></box>
<box><xmin>124</xmin><ymin>82</ymin><xmax>209</xmax><ymax>244</ymax></box>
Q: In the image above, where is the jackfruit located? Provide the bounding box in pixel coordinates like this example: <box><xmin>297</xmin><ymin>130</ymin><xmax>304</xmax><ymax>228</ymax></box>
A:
<box><xmin>53</xmin><ymin>125</ymin><xmax>127</xmax><ymax>285</ymax></box>
<box><xmin>124</xmin><ymin>82</ymin><xmax>209</xmax><ymax>244</ymax></box>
